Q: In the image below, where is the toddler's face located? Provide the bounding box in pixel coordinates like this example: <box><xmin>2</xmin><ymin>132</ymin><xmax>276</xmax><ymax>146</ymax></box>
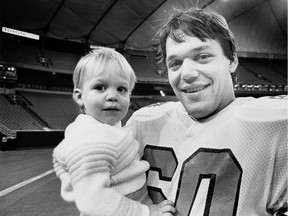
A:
<box><xmin>75</xmin><ymin>63</ymin><xmax>131</xmax><ymax>125</ymax></box>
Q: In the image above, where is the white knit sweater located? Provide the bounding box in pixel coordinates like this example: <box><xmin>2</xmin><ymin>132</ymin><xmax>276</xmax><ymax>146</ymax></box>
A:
<box><xmin>53</xmin><ymin>114</ymin><xmax>150</xmax><ymax>216</ymax></box>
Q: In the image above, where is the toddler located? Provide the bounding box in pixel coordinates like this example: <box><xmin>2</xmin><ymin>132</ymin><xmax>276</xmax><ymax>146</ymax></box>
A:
<box><xmin>53</xmin><ymin>47</ymin><xmax>175</xmax><ymax>216</ymax></box>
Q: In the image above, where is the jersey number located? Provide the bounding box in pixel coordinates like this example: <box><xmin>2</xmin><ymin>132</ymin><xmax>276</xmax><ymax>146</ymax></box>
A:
<box><xmin>144</xmin><ymin>146</ymin><xmax>242</xmax><ymax>216</ymax></box>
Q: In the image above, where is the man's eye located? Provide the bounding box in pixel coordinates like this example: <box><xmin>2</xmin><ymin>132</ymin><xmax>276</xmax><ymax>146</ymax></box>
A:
<box><xmin>196</xmin><ymin>53</ymin><xmax>212</xmax><ymax>62</ymax></box>
<box><xmin>95</xmin><ymin>84</ymin><xmax>105</xmax><ymax>91</ymax></box>
<box><xmin>118</xmin><ymin>86</ymin><xmax>128</xmax><ymax>93</ymax></box>
<box><xmin>168</xmin><ymin>60</ymin><xmax>182</xmax><ymax>71</ymax></box>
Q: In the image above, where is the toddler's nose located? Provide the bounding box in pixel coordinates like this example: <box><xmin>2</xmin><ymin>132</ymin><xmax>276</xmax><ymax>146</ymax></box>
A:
<box><xmin>106</xmin><ymin>90</ymin><xmax>118</xmax><ymax>101</ymax></box>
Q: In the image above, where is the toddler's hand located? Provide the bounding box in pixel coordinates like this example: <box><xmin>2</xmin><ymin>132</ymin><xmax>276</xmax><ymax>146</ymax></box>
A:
<box><xmin>149</xmin><ymin>200</ymin><xmax>175</xmax><ymax>216</ymax></box>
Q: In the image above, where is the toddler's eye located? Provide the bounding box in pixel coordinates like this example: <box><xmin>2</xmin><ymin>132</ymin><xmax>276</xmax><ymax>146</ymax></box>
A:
<box><xmin>95</xmin><ymin>84</ymin><xmax>106</xmax><ymax>91</ymax></box>
<box><xmin>118</xmin><ymin>86</ymin><xmax>128</xmax><ymax>93</ymax></box>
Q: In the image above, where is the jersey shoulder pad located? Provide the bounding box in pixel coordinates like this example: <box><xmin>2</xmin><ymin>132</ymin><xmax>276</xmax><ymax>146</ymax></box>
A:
<box><xmin>235</xmin><ymin>95</ymin><xmax>287</xmax><ymax>122</ymax></box>
<box><xmin>132</xmin><ymin>101</ymin><xmax>178</xmax><ymax>120</ymax></box>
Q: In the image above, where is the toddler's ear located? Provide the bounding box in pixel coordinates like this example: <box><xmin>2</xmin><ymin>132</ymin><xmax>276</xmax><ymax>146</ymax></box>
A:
<box><xmin>73</xmin><ymin>88</ymin><xmax>83</xmax><ymax>107</ymax></box>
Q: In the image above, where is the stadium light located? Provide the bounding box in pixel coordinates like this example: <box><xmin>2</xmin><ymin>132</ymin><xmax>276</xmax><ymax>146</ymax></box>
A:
<box><xmin>2</xmin><ymin>27</ymin><xmax>40</xmax><ymax>40</ymax></box>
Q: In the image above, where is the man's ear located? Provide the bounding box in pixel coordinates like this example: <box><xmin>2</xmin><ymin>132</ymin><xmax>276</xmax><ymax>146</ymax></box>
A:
<box><xmin>73</xmin><ymin>88</ymin><xmax>83</xmax><ymax>107</ymax></box>
<box><xmin>229</xmin><ymin>54</ymin><xmax>238</xmax><ymax>73</ymax></box>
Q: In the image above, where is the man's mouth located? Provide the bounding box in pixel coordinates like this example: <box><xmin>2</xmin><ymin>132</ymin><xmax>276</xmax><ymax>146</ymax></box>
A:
<box><xmin>182</xmin><ymin>85</ymin><xmax>207</xmax><ymax>93</ymax></box>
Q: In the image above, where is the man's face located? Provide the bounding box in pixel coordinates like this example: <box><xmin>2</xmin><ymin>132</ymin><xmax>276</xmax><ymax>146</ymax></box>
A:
<box><xmin>166</xmin><ymin>35</ymin><xmax>238</xmax><ymax>119</ymax></box>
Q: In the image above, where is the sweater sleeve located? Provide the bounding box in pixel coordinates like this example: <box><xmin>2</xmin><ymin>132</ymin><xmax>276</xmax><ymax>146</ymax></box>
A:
<box><xmin>73</xmin><ymin>170</ymin><xmax>149</xmax><ymax>216</ymax></box>
<box><xmin>67</xmin><ymin>143</ymin><xmax>149</xmax><ymax>216</ymax></box>
<box><xmin>53</xmin><ymin>150</ymin><xmax>67</xmax><ymax>178</ymax></box>
<box><xmin>53</xmin><ymin>150</ymin><xmax>75</xmax><ymax>202</ymax></box>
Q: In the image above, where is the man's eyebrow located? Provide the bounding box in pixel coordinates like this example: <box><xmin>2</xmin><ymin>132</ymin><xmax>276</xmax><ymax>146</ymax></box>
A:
<box><xmin>192</xmin><ymin>45</ymin><xmax>212</xmax><ymax>52</ymax></box>
<box><xmin>166</xmin><ymin>45</ymin><xmax>212</xmax><ymax>63</ymax></box>
<box><xmin>166</xmin><ymin>55</ymin><xmax>177</xmax><ymax>63</ymax></box>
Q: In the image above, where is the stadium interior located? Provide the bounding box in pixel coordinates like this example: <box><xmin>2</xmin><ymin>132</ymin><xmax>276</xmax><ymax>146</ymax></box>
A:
<box><xmin>0</xmin><ymin>0</ymin><xmax>287</xmax><ymax>151</ymax></box>
<box><xmin>0</xmin><ymin>1</ymin><xmax>287</xmax><ymax>215</ymax></box>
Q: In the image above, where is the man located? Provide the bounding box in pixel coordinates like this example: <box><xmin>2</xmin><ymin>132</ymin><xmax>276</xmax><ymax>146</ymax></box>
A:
<box><xmin>126</xmin><ymin>8</ymin><xmax>287</xmax><ymax>216</ymax></box>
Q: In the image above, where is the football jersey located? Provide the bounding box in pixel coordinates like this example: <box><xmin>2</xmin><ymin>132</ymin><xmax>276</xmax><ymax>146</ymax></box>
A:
<box><xmin>127</xmin><ymin>96</ymin><xmax>287</xmax><ymax>216</ymax></box>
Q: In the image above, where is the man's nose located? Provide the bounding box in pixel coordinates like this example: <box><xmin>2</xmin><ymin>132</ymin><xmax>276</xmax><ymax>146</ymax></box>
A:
<box><xmin>181</xmin><ymin>58</ymin><xmax>199</xmax><ymax>82</ymax></box>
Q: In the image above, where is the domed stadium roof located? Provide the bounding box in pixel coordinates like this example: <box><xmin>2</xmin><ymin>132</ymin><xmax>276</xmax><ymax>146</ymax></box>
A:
<box><xmin>1</xmin><ymin>0</ymin><xmax>287</xmax><ymax>58</ymax></box>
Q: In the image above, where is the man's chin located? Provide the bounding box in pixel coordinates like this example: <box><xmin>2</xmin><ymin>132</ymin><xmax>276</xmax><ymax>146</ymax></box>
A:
<box><xmin>184</xmin><ymin>103</ymin><xmax>211</xmax><ymax>119</ymax></box>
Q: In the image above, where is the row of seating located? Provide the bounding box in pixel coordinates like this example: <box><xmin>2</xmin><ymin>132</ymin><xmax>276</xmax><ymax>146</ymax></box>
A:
<box><xmin>0</xmin><ymin>91</ymin><xmax>171</xmax><ymax>132</ymax></box>
<box><xmin>19</xmin><ymin>91</ymin><xmax>79</xmax><ymax>130</ymax></box>
<box><xmin>0</xmin><ymin>94</ymin><xmax>43</xmax><ymax>131</ymax></box>
<box><xmin>2</xmin><ymin>33</ymin><xmax>286</xmax><ymax>85</ymax></box>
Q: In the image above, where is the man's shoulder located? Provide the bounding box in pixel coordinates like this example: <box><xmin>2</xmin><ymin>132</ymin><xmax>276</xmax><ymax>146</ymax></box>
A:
<box><xmin>235</xmin><ymin>95</ymin><xmax>287</xmax><ymax>122</ymax></box>
<box><xmin>132</xmin><ymin>101</ymin><xmax>179</xmax><ymax>120</ymax></box>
